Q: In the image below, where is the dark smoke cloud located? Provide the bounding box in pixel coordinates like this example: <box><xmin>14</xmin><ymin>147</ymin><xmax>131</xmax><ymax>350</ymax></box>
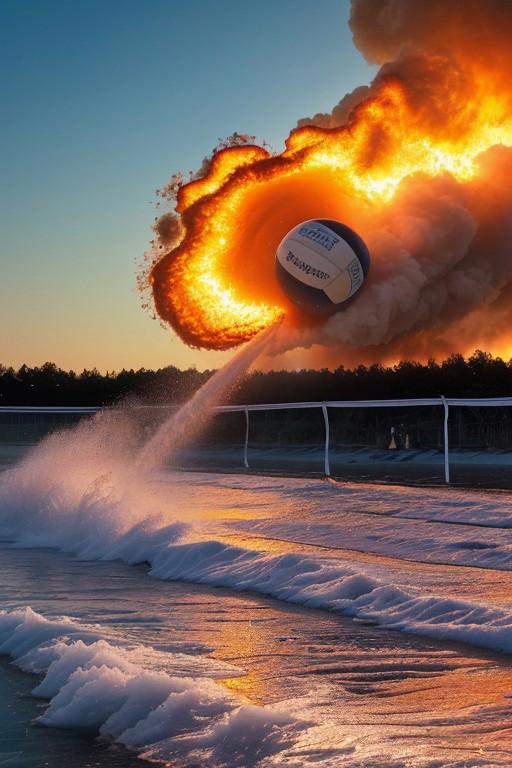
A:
<box><xmin>297</xmin><ymin>85</ymin><xmax>371</xmax><ymax>130</ymax></box>
<box><xmin>149</xmin><ymin>0</ymin><xmax>512</xmax><ymax>367</ymax></box>
<box><xmin>267</xmin><ymin>144</ymin><xmax>512</xmax><ymax>364</ymax></box>
<box><xmin>269</xmin><ymin>0</ymin><xmax>512</xmax><ymax>366</ymax></box>
<box><xmin>153</xmin><ymin>212</ymin><xmax>183</xmax><ymax>248</ymax></box>
<box><xmin>349</xmin><ymin>0</ymin><xmax>512</xmax><ymax>67</ymax></box>
<box><xmin>301</xmin><ymin>0</ymin><xmax>512</xmax><ymax>133</ymax></box>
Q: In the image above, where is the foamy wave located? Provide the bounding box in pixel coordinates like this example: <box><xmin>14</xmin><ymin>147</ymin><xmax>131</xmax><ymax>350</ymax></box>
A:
<box><xmin>148</xmin><ymin>540</ymin><xmax>512</xmax><ymax>654</ymax></box>
<box><xmin>2</xmin><ymin>424</ymin><xmax>512</xmax><ymax>765</ymax></box>
<box><xmin>3</xmin><ymin>416</ymin><xmax>512</xmax><ymax>664</ymax></box>
<box><xmin>3</xmin><ymin>448</ymin><xmax>512</xmax><ymax>657</ymax></box>
<box><xmin>5</xmin><ymin>609</ymin><xmax>480</xmax><ymax>767</ymax></box>
<box><xmin>0</xmin><ymin>607</ymin><xmax>304</xmax><ymax>767</ymax></box>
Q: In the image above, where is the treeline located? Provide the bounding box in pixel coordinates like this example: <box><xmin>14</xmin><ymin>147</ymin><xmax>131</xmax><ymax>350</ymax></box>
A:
<box><xmin>1</xmin><ymin>351</ymin><xmax>512</xmax><ymax>406</ymax></box>
<box><xmin>0</xmin><ymin>363</ymin><xmax>212</xmax><ymax>406</ymax></box>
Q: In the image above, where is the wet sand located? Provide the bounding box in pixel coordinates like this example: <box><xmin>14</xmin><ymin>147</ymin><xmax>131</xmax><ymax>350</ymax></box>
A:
<box><xmin>1</xmin><ymin>545</ymin><xmax>512</xmax><ymax>766</ymax></box>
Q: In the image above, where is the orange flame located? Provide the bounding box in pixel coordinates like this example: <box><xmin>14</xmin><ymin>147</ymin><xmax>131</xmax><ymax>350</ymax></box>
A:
<box><xmin>149</xmin><ymin>75</ymin><xmax>512</xmax><ymax>351</ymax></box>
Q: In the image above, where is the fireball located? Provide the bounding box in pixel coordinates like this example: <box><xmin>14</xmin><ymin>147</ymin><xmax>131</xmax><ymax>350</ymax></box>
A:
<box><xmin>147</xmin><ymin>0</ymin><xmax>512</xmax><ymax>364</ymax></box>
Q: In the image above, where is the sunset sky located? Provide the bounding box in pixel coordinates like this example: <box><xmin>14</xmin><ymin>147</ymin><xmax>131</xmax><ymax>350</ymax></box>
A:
<box><xmin>1</xmin><ymin>0</ymin><xmax>373</xmax><ymax>372</ymax></box>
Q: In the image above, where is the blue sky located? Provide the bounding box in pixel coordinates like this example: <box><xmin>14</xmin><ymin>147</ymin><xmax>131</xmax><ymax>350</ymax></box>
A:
<box><xmin>1</xmin><ymin>0</ymin><xmax>374</xmax><ymax>371</ymax></box>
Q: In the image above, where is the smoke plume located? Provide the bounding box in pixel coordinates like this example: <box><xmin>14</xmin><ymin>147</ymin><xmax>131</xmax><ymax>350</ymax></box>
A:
<box><xmin>147</xmin><ymin>0</ymin><xmax>512</xmax><ymax>366</ymax></box>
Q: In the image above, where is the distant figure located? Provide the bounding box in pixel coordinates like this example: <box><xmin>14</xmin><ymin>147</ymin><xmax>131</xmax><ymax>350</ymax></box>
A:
<box><xmin>388</xmin><ymin>426</ymin><xmax>397</xmax><ymax>450</ymax></box>
<box><xmin>396</xmin><ymin>423</ymin><xmax>407</xmax><ymax>449</ymax></box>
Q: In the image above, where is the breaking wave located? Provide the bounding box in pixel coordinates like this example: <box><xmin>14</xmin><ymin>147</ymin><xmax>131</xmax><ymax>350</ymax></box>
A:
<box><xmin>2</xmin><ymin>394</ymin><xmax>512</xmax><ymax>764</ymax></box>
<box><xmin>0</xmin><ymin>607</ymin><xmax>306</xmax><ymax>767</ymax></box>
<box><xmin>2</xmin><ymin>437</ymin><xmax>512</xmax><ymax>656</ymax></box>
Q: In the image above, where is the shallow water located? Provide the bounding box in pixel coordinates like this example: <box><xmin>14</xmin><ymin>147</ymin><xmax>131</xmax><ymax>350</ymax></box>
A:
<box><xmin>3</xmin><ymin>428</ymin><xmax>512</xmax><ymax>766</ymax></box>
<box><xmin>0</xmin><ymin>656</ymin><xmax>151</xmax><ymax>768</ymax></box>
<box><xmin>1</xmin><ymin>544</ymin><xmax>512</xmax><ymax>767</ymax></box>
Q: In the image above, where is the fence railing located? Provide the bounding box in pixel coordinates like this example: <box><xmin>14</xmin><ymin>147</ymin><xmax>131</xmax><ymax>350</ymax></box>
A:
<box><xmin>2</xmin><ymin>397</ymin><xmax>512</xmax><ymax>483</ymax></box>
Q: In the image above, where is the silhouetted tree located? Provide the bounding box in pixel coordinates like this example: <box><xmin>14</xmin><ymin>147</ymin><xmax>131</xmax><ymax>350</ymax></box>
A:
<box><xmin>1</xmin><ymin>351</ymin><xmax>512</xmax><ymax>407</ymax></box>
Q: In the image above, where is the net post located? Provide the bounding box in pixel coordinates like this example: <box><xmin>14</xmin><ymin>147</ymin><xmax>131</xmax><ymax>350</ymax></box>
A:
<box><xmin>322</xmin><ymin>404</ymin><xmax>331</xmax><ymax>477</ymax></box>
<box><xmin>441</xmin><ymin>395</ymin><xmax>450</xmax><ymax>484</ymax></box>
<box><xmin>243</xmin><ymin>406</ymin><xmax>250</xmax><ymax>469</ymax></box>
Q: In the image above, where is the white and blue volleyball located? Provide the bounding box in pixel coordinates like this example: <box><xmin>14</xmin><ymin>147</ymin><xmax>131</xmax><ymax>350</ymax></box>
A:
<box><xmin>275</xmin><ymin>219</ymin><xmax>370</xmax><ymax>315</ymax></box>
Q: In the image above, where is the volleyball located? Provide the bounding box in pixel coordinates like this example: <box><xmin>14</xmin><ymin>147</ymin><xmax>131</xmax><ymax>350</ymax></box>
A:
<box><xmin>275</xmin><ymin>218</ymin><xmax>370</xmax><ymax>315</ymax></box>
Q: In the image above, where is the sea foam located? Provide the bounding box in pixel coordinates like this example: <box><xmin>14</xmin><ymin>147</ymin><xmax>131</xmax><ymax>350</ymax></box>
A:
<box><xmin>0</xmin><ymin>607</ymin><xmax>304</xmax><ymax>767</ymax></box>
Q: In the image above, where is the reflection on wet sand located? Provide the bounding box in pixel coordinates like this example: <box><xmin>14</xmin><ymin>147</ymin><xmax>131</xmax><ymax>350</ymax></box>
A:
<box><xmin>2</xmin><ymin>510</ymin><xmax>512</xmax><ymax>764</ymax></box>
